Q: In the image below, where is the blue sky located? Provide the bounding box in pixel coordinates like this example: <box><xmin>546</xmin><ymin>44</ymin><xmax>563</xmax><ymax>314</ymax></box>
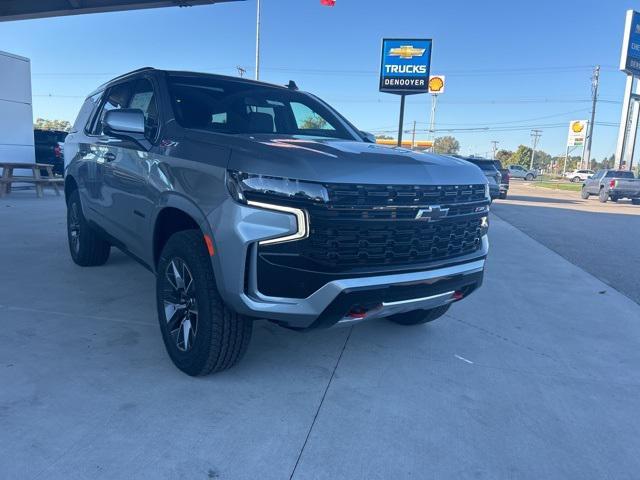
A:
<box><xmin>0</xmin><ymin>0</ymin><xmax>635</xmax><ymax>160</ymax></box>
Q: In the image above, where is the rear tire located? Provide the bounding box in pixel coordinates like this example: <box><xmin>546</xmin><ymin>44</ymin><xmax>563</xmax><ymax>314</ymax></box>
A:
<box><xmin>525</xmin><ymin>173</ymin><xmax>534</xmax><ymax>181</ymax></box>
<box><xmin>499</xmin><ymin>192</ymin><xmax>507</xmax><ymax>200</ymax></box>
<box><xmin>632</xmin><ymin>198</ymin><xmax>640</xmax><ymax>205</ymax></box>
<box><xmin>386</xmin><ymin>305</ymin><xmax>450</xmax><ymax>326</ymax></box>
<box><xmin>580</xmin><ymin>187</ymin><xmax>590</xmax><ymax>199</ymax></box>
<box><xmin>156</xmin><ymin>230</ymin><xmax>252</xmax><ymax>376</ymax></box>
<box><xmin>66</xmin><ymin>190</ymin><xmax>111</xmax><ymax>266</ymax></box>
<box><xmin>599</xmin><ymin>188</ymin><xmax>608</xmax><ymax>203</ymax></box>
<box><xmin>572</xmin><ymin>176</ymin><xmax>581</xmax><ymax>183</ymax></box>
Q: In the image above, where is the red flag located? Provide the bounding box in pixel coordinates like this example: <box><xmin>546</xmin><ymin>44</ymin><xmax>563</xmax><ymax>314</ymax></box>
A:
<box><xmin>321</xmin><ymin>0</ymin><xmax>336</xmax><ymax>6</ymax></box>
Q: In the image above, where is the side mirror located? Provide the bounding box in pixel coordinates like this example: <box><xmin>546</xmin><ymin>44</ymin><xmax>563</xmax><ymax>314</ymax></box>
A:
<box><xmin>104</xmin><ymin>109</ymin><xmax>150</xmax><ymax>150</ymax></box>
<box><xmin>360</xmin><ymin>131</ymin><xmax>377</xmax><ymax>143</ymax></box>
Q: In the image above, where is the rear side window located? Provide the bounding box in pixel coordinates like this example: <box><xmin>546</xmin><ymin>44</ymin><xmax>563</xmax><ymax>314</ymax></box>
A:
<box><xmin>91</xmin><ymin>81</ymin><xmax>134</xmax><ymax>135</ymax></box>
<box><xmin>76</xmin><ymin>91</ymin><xmax>103</xmax><ymax>133</ymax></box>
<box><xmin>606</xmin><ymin>171</ymin><xmax>634</xmax><ymax>179</ymax></box>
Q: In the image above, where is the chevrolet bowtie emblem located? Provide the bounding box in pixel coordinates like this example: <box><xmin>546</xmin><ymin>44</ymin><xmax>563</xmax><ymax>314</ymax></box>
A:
<box><xmin>415</xmin><ymin>205</ymin><xmax>449</xmax><ymax>222</ymax></box>
<box><xmin>389</xmin><ymin>45</ymin><xmax>426</xmax><ymax>59</ymax></box>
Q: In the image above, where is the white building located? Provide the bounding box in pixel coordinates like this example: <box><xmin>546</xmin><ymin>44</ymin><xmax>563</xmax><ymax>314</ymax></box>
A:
<box><xmin>0</xmin><ymin>50</ymin><xmax>35</xmax><ymax>164</ymax></box>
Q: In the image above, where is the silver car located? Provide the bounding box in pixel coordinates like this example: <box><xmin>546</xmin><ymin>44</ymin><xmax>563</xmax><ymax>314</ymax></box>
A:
<box><xmin>64</xmin><ymin>68</ymin><xmax>490</xmax><ymax>375</ymax></box>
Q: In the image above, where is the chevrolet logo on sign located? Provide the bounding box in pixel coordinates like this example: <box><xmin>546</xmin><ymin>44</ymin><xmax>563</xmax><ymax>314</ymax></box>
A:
<box><xmin>389</xmin><ymin>45</ymin><xmax>426</xmax><ymax>59</ymax></box>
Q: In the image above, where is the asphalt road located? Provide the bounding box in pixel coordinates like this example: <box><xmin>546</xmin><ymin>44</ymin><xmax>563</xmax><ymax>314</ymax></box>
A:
<box><xmin>2</xmin><ymin>189</ymin><xmax>640</xmax><ymax>479</ymax></box>
<box><xmin>493</xmin><ymin>181</ymin><xmax>640</xmax><ymax>305</ymax></box>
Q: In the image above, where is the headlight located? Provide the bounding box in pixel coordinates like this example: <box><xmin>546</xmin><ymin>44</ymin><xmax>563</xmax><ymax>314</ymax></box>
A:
<box><xmin>226</xmin><ymin>171</ymin><xmax>325</xmax><ymax>245</ymax></box>
<box><xmin>226</xmin><ymin>170</ymin><xmax>329</xmax><ymax>204</ymax></box>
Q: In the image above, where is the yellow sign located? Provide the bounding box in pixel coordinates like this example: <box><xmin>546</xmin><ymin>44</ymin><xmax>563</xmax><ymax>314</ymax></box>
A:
<box><xmin>389</xmin><ymin>45</ymin><xmax>426</xmax><ymax>59</ymax></box>
<box><xmin>567</xmin><ymin>120</ymin><xmax>588</xmax><ymax>147</ymax></box>
<box><xmin>428</xmin><ymin>75</ymin><xmax>446</xmax><ymax>94</ymax></box>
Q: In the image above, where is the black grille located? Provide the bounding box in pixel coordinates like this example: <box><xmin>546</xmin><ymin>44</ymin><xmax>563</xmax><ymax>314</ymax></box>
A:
<box><xmin>325</xmin><ymin>183</ymin><xmax>487</xmax><ymax>207</ymax></box>
<box><xmin>306</xmin><ymin>217</ymin><xmax>483</xmax><ymax>268</ymax></box>
<box><xmin>258</xmin><ymin>182</ymin><xmax>488</xmax><ymax>270</ymax></box>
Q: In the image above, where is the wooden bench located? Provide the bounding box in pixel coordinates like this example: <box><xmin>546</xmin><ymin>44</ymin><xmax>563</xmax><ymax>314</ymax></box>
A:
<box><xmin>0</xmin><ymin>162</ymin><xmax>64</xmax><ymax>198</ymax></box>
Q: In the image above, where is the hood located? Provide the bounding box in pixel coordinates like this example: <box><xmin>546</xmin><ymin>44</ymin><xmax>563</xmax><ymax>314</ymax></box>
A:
<box><xmin>224</xmin><ymin>134</ymin><xmax>487</xmax><ymax>186</ymax></box>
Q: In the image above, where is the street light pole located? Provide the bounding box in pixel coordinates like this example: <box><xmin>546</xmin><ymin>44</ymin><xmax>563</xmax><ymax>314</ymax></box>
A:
<box><xmin>255</xmin><ymin>0</ymin><xmax>261</xmax><ymax>80</ymax></box>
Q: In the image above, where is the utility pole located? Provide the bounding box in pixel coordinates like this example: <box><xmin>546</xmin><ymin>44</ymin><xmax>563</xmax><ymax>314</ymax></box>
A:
<box><xmin>490</xmin><ymin>140</ymin><xmax>499</xmax><ymax>159</ymax></box>
<box><xmin>255</xmin><ymin>0</ymin><xmax>261</xmax><ymax>80</ymax></box>
<box><xmin>530</xmin><ymin>129</ymin><xmax>542</xmax><ymax>171</ymax></box>
<box><xmin>236</xmin><ymin>66</ymin><xmax>246</xmax><ymax>78</ymax></box>
<box><xmin>582</xmin><ymin>65</ymin><xmax>600</xmax><ymax>169</ymax></box>
<box><xmin>411</xmin><ymin>120</ymin><xmax>417</xmax><ymax>150</ymax></box>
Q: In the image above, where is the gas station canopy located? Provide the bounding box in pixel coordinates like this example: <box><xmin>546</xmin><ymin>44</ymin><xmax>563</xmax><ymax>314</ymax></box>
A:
<box><xmin>0</xmin><ymin>0</ymin><xmax>244</xmax><ymax>22</ymax></box>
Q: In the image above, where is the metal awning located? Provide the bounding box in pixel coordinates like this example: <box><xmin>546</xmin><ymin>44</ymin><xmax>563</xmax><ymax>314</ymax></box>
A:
<box><xmin>0</xmin><ymin>0</ymin><xmax>245</xmax><ymax>22</ymax></box>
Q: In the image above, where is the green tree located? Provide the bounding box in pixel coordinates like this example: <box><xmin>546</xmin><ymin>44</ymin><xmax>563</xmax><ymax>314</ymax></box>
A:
<box><xmin>375</xmin><ymin>134</ymin><xmax>394</xmax><ymax>140</ymax></box>
<box><xmin>300</xmin><ymin>113</ymin><xmax>327</xmax><ymax>130</ymax></box>
<box><xmin>506</xmin><ymin>145</ymin><xmax>532</xmax><ymax>167</ymax></box>
<box><xmin>433</xmin><ymin>136</ymin><xmax>460</xmax><ymax>154</ymax></box>
<box><xmin>495</xmin><ymin>149</ymin><xmax>513</xmax><ymax>164</ymax></box>
<box><xmin>34</xmin><ymin>118</ymin><xmax>71</xmax><ymax>132</ymax></box>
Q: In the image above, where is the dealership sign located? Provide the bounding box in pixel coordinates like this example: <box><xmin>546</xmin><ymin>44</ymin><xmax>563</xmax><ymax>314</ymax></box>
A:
<box><xmin>567</xmin><ymin>120</ymin><xmax>588</xmax><ymax>147</ymax></box>
<box><xmin>379</xmin><ymin>39</ymin><xmax>432</xmax><ymax>94</ymax></box>
<box><xmin>620</xmin><ymin>10</ymin><xmax>640</xmax><ymax>76</ymax></box>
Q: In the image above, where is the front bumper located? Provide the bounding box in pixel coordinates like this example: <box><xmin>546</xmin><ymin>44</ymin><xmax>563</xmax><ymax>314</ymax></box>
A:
<box><xmin>208</xmin><ymin>199</ymin><xmax>488</xmax><ymax>329</ymax></box>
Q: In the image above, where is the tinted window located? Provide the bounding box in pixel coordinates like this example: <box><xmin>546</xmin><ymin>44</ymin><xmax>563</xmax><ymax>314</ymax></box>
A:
<box><xmin>92</xmin><ymin>81</ymin><xmax>134</xmax><ymax>135</ymax></box>
<box><xmin>606</xmin><ymin>170</ymin><xmax>635</xmax><ymax>179</ymax></box>
<box><xmin>79</xmin><ymin>91</ymin><xmax>103</xmax><ymax>133</ymax></box>
<box><xmin>128</xmin><ymin>78</ymin><xmax>159</xmax><ymax>141</ymax></box>
<box><xmin>466</xmin><ymin>159</ymin><xmax>497</xmax><ymax>171</ymax></box>
<box><xmin>167</xmin><ymin>75</ymin><xmax>355</xmax><ymax>140</ymax></box>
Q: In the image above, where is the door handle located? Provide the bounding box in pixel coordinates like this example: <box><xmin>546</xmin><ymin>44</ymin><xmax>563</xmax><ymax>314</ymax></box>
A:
<box><xmin>104</xmin><ymin>152</ymin><xmax>116</xmax><ymax>162</ymax></box>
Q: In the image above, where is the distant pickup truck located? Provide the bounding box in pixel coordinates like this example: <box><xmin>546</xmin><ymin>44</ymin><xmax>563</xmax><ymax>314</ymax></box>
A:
<box><xmin>581</xmin><ymin>169</ymin><xmax>640</xmax><ymax>204</ymax></box>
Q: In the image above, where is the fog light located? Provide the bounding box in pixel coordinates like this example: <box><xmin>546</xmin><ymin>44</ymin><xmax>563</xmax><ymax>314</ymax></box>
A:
<box><xmin>480</xmin><ymin>215</ymin><xmax>489</xmax><ymax>235</ymax></box>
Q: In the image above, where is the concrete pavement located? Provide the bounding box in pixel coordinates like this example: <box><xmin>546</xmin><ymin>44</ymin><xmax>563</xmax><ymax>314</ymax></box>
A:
<box><xmin>2</xmin><ymin>190</ymin><xmax>640</xmax><ymax>479</ymax></box>
<box><xmin>493</xmin><ymin>182</ymin><xmax>640</xmax><ymax>304</ymax></box>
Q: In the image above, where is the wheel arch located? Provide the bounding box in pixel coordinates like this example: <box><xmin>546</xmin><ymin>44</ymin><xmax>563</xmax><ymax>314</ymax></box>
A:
<box><xmin>151</xmin><ymin>195</ymin><xmax>215</xmax><ymax>271</ymax></box>
<box><xmin>64</xmin><ymin>175</ymin><xmax>78</xmax><ymax>204</ymax></box>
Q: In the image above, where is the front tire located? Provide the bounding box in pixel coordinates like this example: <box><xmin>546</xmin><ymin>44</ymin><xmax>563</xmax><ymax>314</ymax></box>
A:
<box><xmin>525</xmin><ymin>173</ymin><xmax>534</xmax><ymax>181</ymax></box>
<box><xmin>66</xmin><ymin>190</ymin><xmax>111</xmax><ymax>266</ymax></box>
<box><xmin>599</xmin><ymin>189</ymin><xmax>608</xmax><ymax>203</ymax></box>
<box><xmin>581</xmin><ymin>187</ymin><xmax>590</xmax><ymax>199</ymax></box>
<box><xmin>499</xmin><ymin>192</ymin><xmax>507</xmax><ymax>200</ymax></box>
<box><xmin>156</xmin><ymin>230</ymin><xmax>252</xmax><ymax>376</ymax></box>
<box><xmin>572</xmin><ymin>176</ymin><xmax>581</xmax><ymax>183</ymax></box>
<box><xmin>386</xmin><ymin>305</ymin><xmax>450</xmax><ymax>326</ymax></box>
<box><xmin>632</xmin><ymin>198</ymin><xmax>640</xmax><ymax>205</ymax></box>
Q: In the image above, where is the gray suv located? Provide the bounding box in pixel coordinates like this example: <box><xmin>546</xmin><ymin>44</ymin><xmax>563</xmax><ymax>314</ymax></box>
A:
<box><xmin>64</xmin><ymin>68</ymin><xmax>490</xmax><ymax>376</ymax></box>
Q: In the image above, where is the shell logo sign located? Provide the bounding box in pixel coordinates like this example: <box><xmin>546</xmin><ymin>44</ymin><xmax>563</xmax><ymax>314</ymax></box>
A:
<box><xmin>567</xmin><ymin>120</ymin><xmax>588</xmax><ymax>147</ymax></box>
<box><xmin>428</xmin><ymin>75</ymin><xmax>445</xmax><ymax>94</ymax></box>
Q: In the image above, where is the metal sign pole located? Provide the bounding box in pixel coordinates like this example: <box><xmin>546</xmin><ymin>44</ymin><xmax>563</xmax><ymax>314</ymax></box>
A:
<box><xmin>254</xmin><ymin>0</ymin><xmax>261</xmax><ymax>80</ymax></box>
<box><xmin>397</xmin><ymin>94</ymin><xmax>406</xmax><ymax>147</ymax></box>
<box><xmin>623</xmin><ymin>87</ymin><xmax>640</xmax><ymax>170</ymax></box>
<box><xmin>615</xmin><ymin>75</ymin><xmax>634</xmax><ymax>168</ymax></box>
<box><xmin>563</xmin><ymin>146</ymin><xmax>570</xmax><ymax>176</ymax></box>
<box><xmin>429</xmin><ymin>94</ymin><xmax>438</xmax><ymax>148</ymax></box>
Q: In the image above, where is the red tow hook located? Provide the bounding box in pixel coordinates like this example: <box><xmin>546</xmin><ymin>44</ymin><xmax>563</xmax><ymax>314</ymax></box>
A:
<box><xmin>452</xmin><ymin>291</ymin><xmax>465</xmax><ymax>301</ymax></box>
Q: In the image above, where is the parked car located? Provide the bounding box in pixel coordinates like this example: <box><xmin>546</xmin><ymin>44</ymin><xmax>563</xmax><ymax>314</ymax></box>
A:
<box><xmin>508</xmin><ymin>164</ymin><xmax>537</xmax><ymax>181</ymax></box>
<box><xmin>581</xmin><ymin>169</ymin><xmax>640</xmax><ymax>203</ymax></box>
<box><xmin>64</xmin><ymin>68</ymin><xmax>491</xmax><ymax>376</ymax></box>
<box><xmin>34</xmin><ymin>129</ymin><xmax>67</xmax><ymax>175</ymax></box>
<box><xmin>493</xmin><ymin>160</ymin><xmax>509</xmax><ymax>199</ymax></box>
<box><xmin>564</xmin><ymin>169</ymin><xmax>594</xmax><ymax>183</ymax></box>
<box><xmin>457</xmin><ymin>157</ymin><xmax>501</xmax><ymax>200</ymax></box>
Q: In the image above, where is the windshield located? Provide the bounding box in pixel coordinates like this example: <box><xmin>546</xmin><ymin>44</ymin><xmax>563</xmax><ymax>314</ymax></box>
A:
<box><xmin>167</xmin><ymin>75</ymin><xmax>356</xmax><ymax>140</ymax></box>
